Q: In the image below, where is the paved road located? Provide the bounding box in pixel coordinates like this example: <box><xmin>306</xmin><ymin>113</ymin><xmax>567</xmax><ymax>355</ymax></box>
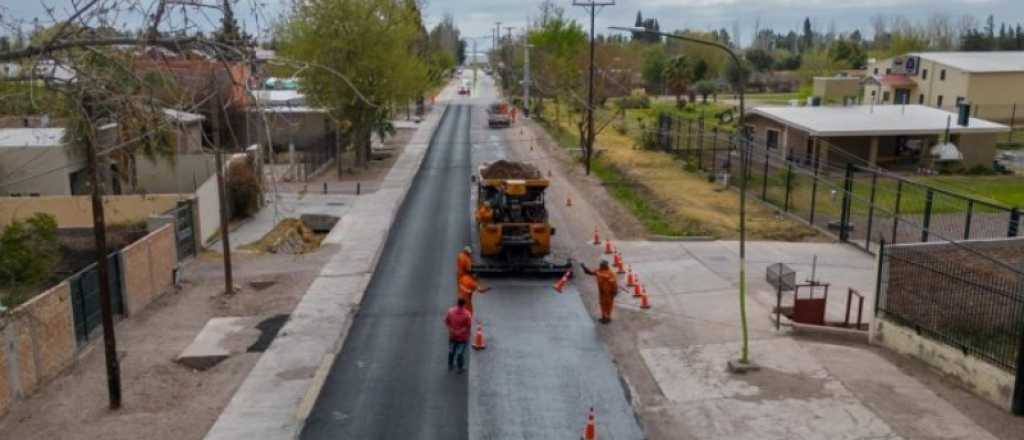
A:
<box><xmin>301</xmin><ymin>104</ymin><xmax>472</xmax><ymax>440</ymax></box>
<box><xmin>301</xmin><ymin>74</ymin><xmax>643</xmax><ymax>439</ymax></box>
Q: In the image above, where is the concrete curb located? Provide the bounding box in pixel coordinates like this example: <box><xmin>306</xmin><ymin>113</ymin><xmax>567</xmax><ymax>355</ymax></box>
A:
<box><xmin>202</xmin><ymin>88</ymin><xmax>454</xmax><ymax>440</ymax></box>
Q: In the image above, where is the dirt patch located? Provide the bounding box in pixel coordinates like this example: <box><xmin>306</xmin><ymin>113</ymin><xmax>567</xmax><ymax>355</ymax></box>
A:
<box><xmin>480</xmin><ymin>160</ymin><xmax>542</xmax><ymax>179</ymax></box>
<box><xmin>0</xmin><ymin>249</ymin><xmax>333</xmax><ymax>440</ymax></box>
<box><xmin>240</xmin><ymin>218</ymin><xmax>324</xmax><ymax>254</ymax></box>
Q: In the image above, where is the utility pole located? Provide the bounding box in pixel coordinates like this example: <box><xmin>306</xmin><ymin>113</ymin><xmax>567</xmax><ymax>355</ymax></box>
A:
<box><xmin>573</xmin><ymin>0</ymin><xmax>615</xmax><ymax>176</ymax></box>
<box><xmin>83</xmin><ymin>102</ymin><xmax>122</xmax><ymax>410</ymax></box>
<box><xmin>523</xmin><ymin>41</ymin><xmax>531</xmax><ymax>117</ymax></box>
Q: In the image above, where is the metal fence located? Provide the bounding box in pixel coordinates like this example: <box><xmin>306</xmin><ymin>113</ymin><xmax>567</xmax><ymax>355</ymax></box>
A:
<box><xmin>68</xmin><ymin>252</ymin><xmax>124</xmax><ymax>345</ymax></box>
<box><xmin>639</xmin><ymin>113</ymin><xmax>1021</xmax><ymax>254</ymax></box>
<box><xmin>296</xmin><ymin>132</ymin><xmax>341</xmax><ymax>180</ymax></box>
<box><xmin>877</xmin><ymin>239</ymin><xmax>1024</xmax><ymax>372</ymax></box>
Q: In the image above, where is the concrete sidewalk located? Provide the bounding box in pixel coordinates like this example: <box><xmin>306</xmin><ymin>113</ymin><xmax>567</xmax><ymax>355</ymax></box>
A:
<box><xmin>202</xmin><ymin>84</ymin><xmax>456</xmax><ymax>440</ymax></box>
<box><xmin>611</xmin><ymin>239</ymin><xmax>1002</xmax><ymax>440</ymax></box>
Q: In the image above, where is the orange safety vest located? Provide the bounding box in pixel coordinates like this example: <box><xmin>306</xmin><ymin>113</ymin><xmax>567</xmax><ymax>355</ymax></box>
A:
<box><xmin>457</xmin><ymin>251</ymin><xmax>473</xmax><ymax>279</ymax></box>
<box><xmin>458</xmin><ymin>273</ymin><xmax>479</xmax><ymax>299</ymax></box>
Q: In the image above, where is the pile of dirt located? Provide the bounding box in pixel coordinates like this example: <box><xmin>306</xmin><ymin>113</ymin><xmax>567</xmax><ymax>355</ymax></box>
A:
<box><xmin>480</xmin><ymin>160</ymin><xmax>542</xmax><ymax>179</ymax></box>
<box><xmin>243</xmin><ymin>218</ymin><xmax>323</xmax><ymax>254</ymax></box>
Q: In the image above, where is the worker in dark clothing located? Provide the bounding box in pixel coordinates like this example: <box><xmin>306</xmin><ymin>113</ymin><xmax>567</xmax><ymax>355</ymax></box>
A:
<box><xmin>444</xmin><ymin>298</ymin><xmax>473</xmax><ymax>373</ymax></box>
<box><xmin>581</xmin><ymin>260</ymin><xmax>618</xmax><ymax>324</ymax></box>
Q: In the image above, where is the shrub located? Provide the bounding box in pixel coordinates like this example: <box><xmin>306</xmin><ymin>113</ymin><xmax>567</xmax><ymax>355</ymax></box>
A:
<box><xmin>966</xmin><ymin>164</ymin><xmax>997</xmax><ymax>175</ymax></box>
<box><xmin>227</xmin><ymin>160</ymin><xmax>262</xmax><ymax>219</ymax></box>
<box><xmin>0</xmin><ymin>214</ymin><xmax>60</xmax><ymax>306</ymax></box>
<box><xmin>616</xmin><ymin>95</ymin><xmax>651</xmax><ymax>110</ymax></box>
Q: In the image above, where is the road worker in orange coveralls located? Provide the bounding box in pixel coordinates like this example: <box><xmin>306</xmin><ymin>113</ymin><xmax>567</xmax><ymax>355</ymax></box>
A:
<box><xmin>457</xmin><ymin>246</ymin><xmax>473</xmax><ymax>281</ymax></box>
<box><xmin>457</xmin><ymin>270</ymin><xmax>491</xmax><ymax>316</ymax></box>
<box><xmin>581</xmin><ymin>260</ymin><xmax>618</xmax><ymax>324</ymax></box>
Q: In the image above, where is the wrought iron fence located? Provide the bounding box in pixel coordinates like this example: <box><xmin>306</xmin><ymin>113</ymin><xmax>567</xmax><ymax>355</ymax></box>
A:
<box><xmin>639</xmin><ymin>113</ymin><xmax>1021</xmax><ymax>254</ymax></box>
<box><xmin>877</xmin><ymin>239</ymin><xmax>1024</xmax><ymax>372</ymax></box>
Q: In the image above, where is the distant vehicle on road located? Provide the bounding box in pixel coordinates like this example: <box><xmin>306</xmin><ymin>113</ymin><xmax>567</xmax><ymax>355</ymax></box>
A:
<box><xmin>458</xmin><ymin>85</ymin><xmax>470</xmax><ymax>95</ymax></box>
<box><xmin>487</xmin><ymin>102</ymin><xmax>512</xmax><ymax>128</ymax></box>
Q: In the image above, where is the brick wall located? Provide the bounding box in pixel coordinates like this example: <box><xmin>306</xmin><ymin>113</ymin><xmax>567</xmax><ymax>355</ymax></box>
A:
<box><xmin>0</xmin><ymin>282</ymin><xmax>76</xmax><ymax>416</ymax></box>
<box><xmin>121</xmin><ymin>224</ymin><xmax>177</xmax><ymax>316</ymax></box>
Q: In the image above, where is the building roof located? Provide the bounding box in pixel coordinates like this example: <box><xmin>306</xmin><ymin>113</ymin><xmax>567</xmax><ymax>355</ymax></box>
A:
<box><xmin>0</xmin><ymin>128</ymin><xmax>66</xmax><ymax>148</ymax></box>
<box><xmin>749</xmin><ymin>105</ymin><xmax>1009</xmax><ymax>137</ymax></box>
<box><xmin>162</xmin><ymin>108</ymin><xmax>205</xmax><ymax>123</ymax></box>
<box><xmin>876</xmin><ymin>74</ymin><xmax>916</xmax><ymax>88</ymax></box>
<box><xmin>251</xmin><ymin>90</ymin><xmax>306</xmax><ymax>107</ymax></box>
<box><xmin>912</xmin><ymin>51</ymin><xmax>1024</xmax><ymax>73</ymax></box>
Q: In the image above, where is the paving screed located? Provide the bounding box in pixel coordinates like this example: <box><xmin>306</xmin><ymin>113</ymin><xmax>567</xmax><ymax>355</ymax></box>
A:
<box><xmin>301</xmin><ymin>87</ymin><xmax>643</xmax><ymax>439</ymax></box>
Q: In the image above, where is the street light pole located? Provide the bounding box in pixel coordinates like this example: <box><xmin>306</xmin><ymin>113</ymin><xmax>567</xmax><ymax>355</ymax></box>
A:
<box><xmin>610</xmin><ymin>26</ymin><xmax>753</xmax><ymax>369</ymax></box>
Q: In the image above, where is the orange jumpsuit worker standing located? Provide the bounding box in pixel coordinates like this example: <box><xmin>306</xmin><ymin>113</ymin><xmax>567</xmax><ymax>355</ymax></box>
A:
<box><xmin>457</xmin><ymin>246</ymin><xmax>473</xmax><ymax>281</ymax></box>
<box><xmin>581</xmin><ymin>260</ymin><xmax>618</xmax><ymax>324</ymax></box>
<box><xmin>457</xmin><ymin>271</ymin><xmax>490</xmax><ymax>315</ymax></box>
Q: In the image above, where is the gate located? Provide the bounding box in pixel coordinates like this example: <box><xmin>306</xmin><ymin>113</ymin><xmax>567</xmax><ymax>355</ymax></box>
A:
<box><xmin>68</xmin><ymin>253</ymin><xmax>124</xmax><ymax>344</ymax></box>
<box><xmin>169</xmin><ymin>201</ymin><xmax>197</xmax><ymax>260</ymax></box>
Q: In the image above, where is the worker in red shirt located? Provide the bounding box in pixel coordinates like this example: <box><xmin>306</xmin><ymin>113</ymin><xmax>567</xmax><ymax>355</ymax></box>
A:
<box><xmin>581</xmin><ymin>260</ymin><xmax>618</xmax><ymax>323</ymax></box>
<box><xmin>444</xmin><ymin>298</ymin><xmax>473</xmax><ymax>373</ymax></box>
<box><xmin>457</xmin><ymin>246</ymin><xmax>473</xmax><ymax>281</ymax></box>
<box><xmin>457</xmin><ymin>270</ymin><xmax>490</xmax><ymax>315</ymax></box>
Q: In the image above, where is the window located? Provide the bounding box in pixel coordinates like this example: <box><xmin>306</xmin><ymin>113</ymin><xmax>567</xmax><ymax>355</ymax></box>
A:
<box><xmin>873</xmin><ymin>68</ymin><xmax>879</xmax><ymax>75</ymax></box>
<box><xmin>936</xmin><ymin>95</ymin><xmax>944</xmax><ymax>107</ymax></box>
<box><xmin>886</xmin><ymin>68</ymin><xmax>892</xmax><ymax>75</ymax></box>
<box><xmin>918</xmin><ymin>94</ymin><xmax>925</xmax><ymax>104</ymax></box>
<box><xmin>940</xmin><ymin>69</ymin><xmax>946</xmax><ymax>80</ymax></box>
<box><xmin>883</xmin><ymin>91</ymin><xmax>890</xmax><ymax>102</ymax></box>
<box><xmin>766</xmin><ymin>129</ymin><xmax>780</xmax><ymax>150</ymax></box>
<box><xmin>922</xmin><ymin>69</ymin><xmax>928</xmax><ymax>80</ymax></box>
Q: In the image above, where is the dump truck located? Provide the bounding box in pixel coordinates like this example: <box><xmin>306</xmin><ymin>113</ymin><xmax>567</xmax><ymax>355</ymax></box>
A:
<box><xmin>472</xmin><ymin>160</ymin><xmax>572</xmax><ymax>276</ymax></box>
<box><xmin>486</xmin><ymin>101</ymin><xmax>512</xmax><ymax>128</ymax></box>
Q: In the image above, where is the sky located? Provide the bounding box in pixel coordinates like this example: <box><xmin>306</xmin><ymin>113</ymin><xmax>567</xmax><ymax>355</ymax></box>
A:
<box><xmin>3</xmin><ymin>0</ymin><xmax>1023</xmax><ymax>48</ymax></box>
<box><xmin>425</xmin><ymin>0</ymin><xmax>1024</xmax><ymax>49</ymax></box>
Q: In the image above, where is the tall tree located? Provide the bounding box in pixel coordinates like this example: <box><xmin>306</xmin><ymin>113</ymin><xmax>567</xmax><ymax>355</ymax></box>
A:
<box><xmin>281</xmin><ymin>0</ymin><xmax>431</xmax><ymax>167</ymax></box>
<box><xmin>663</xmin><ymin>55</ymin><xmax>690</xmax><ymax>107</ymax></box>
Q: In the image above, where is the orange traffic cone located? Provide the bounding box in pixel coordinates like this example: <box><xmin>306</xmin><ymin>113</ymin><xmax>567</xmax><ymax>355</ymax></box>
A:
<box><xmin>553</xmin><ymin>271</ymin><xmax>570</xmax><ymax>293</ymax></box>
<box><xmin>640</xmin><ymin>291</ymin><xmax>652</xmax><ymax>309</ymax></box>
<box><xmin>604</xmin><ymin>240</ymin><xmax>614</xmax><ymax>255</ymax></box>
<box><xmin>582</xmin><ymin>407</ymin><xmax>596</xmax><ymax>440</ymax></box>
<box><xmin>592</xmin><ymin>226</ymin><xmax>601</xmax><ymax>245</ymax></box>
<box><xmin>626</xmin><ymin>267</ymin><xmax>635</xmax><ymax>287</ymax></box>
<box><xmin>633</xmin><ymin>281</ymin><xmax>643</xmax><ymax>298</ymax></box>
<box><xmin>566</xmin><ymin>195</ymin><xmax>573</xmax><ymax>207</ymax></box>
<box><xmin>472</xmin><ymin>322</ymin><xmax>487</xmax><ymax>350</ymax></box>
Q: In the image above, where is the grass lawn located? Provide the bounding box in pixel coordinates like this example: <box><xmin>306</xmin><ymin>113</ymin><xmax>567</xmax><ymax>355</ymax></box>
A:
<box><xmin>752</xmin><ymin>170</ymin><xmax>1024</xmax><ymax>221</ymax></box>
<box><xmin>538</xmin><ymin>100</ymin><xmax>819</xmax><ymax>241</ymax></box>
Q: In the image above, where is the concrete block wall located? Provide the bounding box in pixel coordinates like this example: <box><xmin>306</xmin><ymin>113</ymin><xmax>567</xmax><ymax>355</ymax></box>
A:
<box><xmin>120</xmin><ymin>224</ymin><xmax>177</xmax><ymax>316</ymax></box>
<box><xmin>871</xmin><ymin>317</ymin><xmax>1015</xmax><ymax>411</ymax></box>
<box><xmin>0</xmin><ymin>282</ymin><xmax>77</xmax><ymax>417</ymax></box>
<box><xmin>0</xmin><ymin>224</ymin><xmax>178</xmax><ymax>418</ymax></box>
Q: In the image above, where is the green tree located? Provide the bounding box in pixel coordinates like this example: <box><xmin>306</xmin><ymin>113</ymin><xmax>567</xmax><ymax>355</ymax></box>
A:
<box><xmin>280</xmin><ymin>0</ymin><xmax>431</xmax><ymax>167</ymax></box>
<box><xmin>744</xmin><ymin>47</ymin><xmax>774</xmax><ymax>72</ymax></box>
<box><xmin>829</xmin><ymin>39</ymin><xmax>866</xmax><ymax>69</ymax></box>
<box><xmin>0</xmin><ymin>213</ymin><xmax>59</xmax><ymax>303</ymax></box>
<box><xmin>694</xmin><ymin>80</ymin><xmax>717</xmax><ymax>103</ymax></box>
<box><xmin>663</xmin><ymin>55</ymin><xmax>690</xmax><ymax>107</ymax></box>
<box><xmin>641</xmin><ymin>45</ymin><xmax>668</xmax><ymax>93</ymax></box>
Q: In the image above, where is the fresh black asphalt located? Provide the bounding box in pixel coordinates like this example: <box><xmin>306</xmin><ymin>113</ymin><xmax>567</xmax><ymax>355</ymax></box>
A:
<box><xmin>301</xmin><ymin>104</ymin><xmax>472</xmax><ymax>440</ymax></box>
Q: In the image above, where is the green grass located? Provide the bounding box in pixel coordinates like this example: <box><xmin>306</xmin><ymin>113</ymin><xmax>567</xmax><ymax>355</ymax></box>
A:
<box><xmin>538</xmin><ymin>118</ymin><xmax>695</xmax><ymax>237</ymax></box>
<box><xmin>757</xmin><ymin>172</ymin><xmax>1024</xmax><ymax>220</ymax></box>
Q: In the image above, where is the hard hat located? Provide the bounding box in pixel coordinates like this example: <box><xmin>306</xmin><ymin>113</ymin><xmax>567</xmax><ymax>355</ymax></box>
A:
<box><xmin>463</xmin><ymin>245</ymin><xmax>472</xmax><ymax>253</ymax></box>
